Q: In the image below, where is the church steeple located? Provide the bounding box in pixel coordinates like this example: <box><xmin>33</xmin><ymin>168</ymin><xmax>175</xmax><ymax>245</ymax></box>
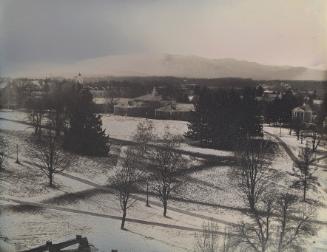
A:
<box><xmin>75</xmin><ymin>72</ymin><xmax>83</xmax><ymax>85</ymax></box>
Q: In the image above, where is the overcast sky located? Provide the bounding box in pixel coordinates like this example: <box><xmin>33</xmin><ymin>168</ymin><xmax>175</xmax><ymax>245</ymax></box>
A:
<box><xmin>1</xmin><ymin>0</ymin><xmax>326</xmax><ymax>76</ymax></box>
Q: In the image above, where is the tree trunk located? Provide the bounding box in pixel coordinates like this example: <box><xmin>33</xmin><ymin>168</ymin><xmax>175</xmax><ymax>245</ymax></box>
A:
<box><xmin>146</xmin><ymin>181</ymin><xmax>150</xmax><ymax>207</ymax></box>
<box><xmin>163</xmin><ymin>198</ymin><xmax>167</xmax><ymax>217</ymax></box>
<box><xmin>49</xmin><ymin>171</ymin><xmax>53</xmax><ymax>187</ymax></box>
<box><xmin>303</xmin><ymin>179</ymin><xmax>307</xmax><ymax>202</ymax></box>
<box><xmin>121</xmin><ymin>209</ymin><xmax>127</xmax><ymax>230</ymax></box>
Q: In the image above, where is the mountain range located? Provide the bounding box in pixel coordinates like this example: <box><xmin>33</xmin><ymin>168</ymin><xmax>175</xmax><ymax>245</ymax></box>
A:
<box><xmin>14</xmin><ymin>54</ymin><xmax>327</xmax><ymax>81</ymax></box>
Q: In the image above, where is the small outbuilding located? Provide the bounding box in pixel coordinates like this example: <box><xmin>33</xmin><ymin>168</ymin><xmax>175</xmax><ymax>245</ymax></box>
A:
<box><xmin>292</xmin><ymin>104</ymin><xmax>313</xmax><ymax>123</ymax></box>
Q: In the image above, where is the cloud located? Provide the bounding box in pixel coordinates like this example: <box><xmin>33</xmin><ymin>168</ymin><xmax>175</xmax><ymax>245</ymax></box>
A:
<box><xmin>1</xmin><ymin>0</ymin><xmax>326</xmax><ymax>76</ymax></box>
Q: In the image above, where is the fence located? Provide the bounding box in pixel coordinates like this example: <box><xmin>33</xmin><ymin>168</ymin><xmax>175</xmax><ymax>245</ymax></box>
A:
<box><xmin>22</xmin><ymin>235</ymin><xmax>91</xmax><ymax>252</ymax></box>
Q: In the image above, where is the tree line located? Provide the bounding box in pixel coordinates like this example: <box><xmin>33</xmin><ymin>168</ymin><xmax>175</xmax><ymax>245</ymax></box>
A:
<box><xmin>195</xmin><ymin>135</ymin><xmax>319</xmax><ymax>252</ymax></box>
<box><xmin>186</xmin><ymin>87</ymin><xmax>262</xmax><ymax>149</ymax></box>
<box><xmin>25</xmin><ymin>82</ymin><xmax>109</xmax><ymax>186</ymax></box>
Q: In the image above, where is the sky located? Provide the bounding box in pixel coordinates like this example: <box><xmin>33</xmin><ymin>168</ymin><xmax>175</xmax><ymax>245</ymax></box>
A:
<box><xmin>0</xmin><ymin>0</ymin><xmax>326</xmax><ymax>76</ymax></box>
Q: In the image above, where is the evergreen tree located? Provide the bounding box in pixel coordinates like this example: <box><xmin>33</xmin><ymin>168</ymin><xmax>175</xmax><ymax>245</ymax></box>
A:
<box><xmin>186</xmin><ymin>87</ymin><xmax>262</xmax><ymax>149</ymax></box>
<box><xmin>240</xmin><ymin>87</ymin><xmax>262</xmax><ymax>137</ymax></box>
<box><xmin>64</xmin><ymin>86</ymin><xmax>109</xmax><ymax>156</ymax></box>
<box><xmin>186</xmin><ymin>87</ymin><xmax>211</xmax><ymax>145</ymax></box>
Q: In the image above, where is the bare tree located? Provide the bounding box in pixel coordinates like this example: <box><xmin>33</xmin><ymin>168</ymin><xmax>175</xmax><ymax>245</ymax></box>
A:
<box><xmin>291</xmin><ymin>145</ymin><xmax>318</xmax><ymax>202</ymax></box>
<box><xmin>230</xmin><ymin>138</ymin><xmax>317</xmax><ymax>251</ymax></box>
<box><xmin>309</xmin><ymin>129</ymin><xmax>321</xmax><ymax>153</ymax></box>
<box><xmin>47</xmin><ymin>108</ymin><xmax>66</xmax><ymax>138</ymax></box>
<box><xmin>194</xmin><ymin>222</ymin><xmax>220</xmax><ymax>252</ymax></box>
<box><xmin>231</xmin><ymin>138</ymin><xmax>278</xmax><ymax>252</ymax></box>
<box><xmin>0</xmin><ymin>135</ymin><xmax>7</xmax><ymax>170</ymax></box>
<box><xmin>133</xmin><ymin>119</ymin><xmax>154</xmax><ymax>207</ymax></box>
<box><xmin>194</xmin><ymin>223</ymin><xmax>234</xmax><ymax>252</ymax></box>
<box><xmin>27</xmin><ymin>99</ymin><xmax>47</xmax><ymax>138</ymax></box>
<box><xmin>28</xmin><ymin>127</ymin><xmax>72</xmax><ymax>187</ymax></box>
<box><xmin>276</xmin><ymin>193</ymin><xmax>316</xmax><ymax>252</ymax></box>
<box><xmin>232</xmin><ymin>138</ymin><xmax>276</xmax><ymax>211</ymax></box>
<box><xmin>104</xmin><ymin>85</ymin><xmax>120</xmax><ymax>113</ymax></box>
<box><xmin>235</xmin><ymin>194</ymin><xmax>275</xmax><ymax>252</ymax></box>
<box><xmin>133</xmin><ymin>119</ymin><xmax>154</xmax><ymax>154</ymax></box>
<box><xmin>152</xmin><ymin>130</ymin><xmax>186</xmax><ymax>217</ymax></box>
<box><xmin>221</xmin><ymin>227</ymin><xmax>234</xmax><ymax>252</ymax></box>
<box><xmin>110</xmin><ymin>146</ymin><xmax>142</xmax><ymax>229</ymax></box>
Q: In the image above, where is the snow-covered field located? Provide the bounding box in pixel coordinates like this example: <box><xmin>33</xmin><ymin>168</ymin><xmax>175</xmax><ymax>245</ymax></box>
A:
<box><xmin>101</xmin><ymin>114</ymin><xmax>188</xmax><ymax>141</ymax></box>
<box><xmin>0</xmin><ymin>111</ymin><xmax>326</xmax><ymax>251</ymax></box>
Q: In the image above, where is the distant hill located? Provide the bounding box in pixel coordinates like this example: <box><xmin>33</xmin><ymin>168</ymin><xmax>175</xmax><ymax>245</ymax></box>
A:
<box><xmin>13</xmin><ymin>54</ymin><xmax>327</xmax><ymax>81</ymax></box>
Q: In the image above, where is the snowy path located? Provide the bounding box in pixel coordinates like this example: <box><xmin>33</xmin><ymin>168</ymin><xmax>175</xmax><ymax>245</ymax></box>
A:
<box><xmin>1</xmin><ymin>118</ymin><xmax>325</xmax><ymax>227</ymax></box>
<box><xmin>48</xmin><ymin>171</ymin><xmax>327</xmax><ymax>226</ymax></box>
<box><xmin>264</xmin><ymin>130</ymin><xmax>299</xmax><ymax>164</ymax></box>
<box><xmin>2</xmin><ymin>150</ymin><xmax>240</xmax><ymax>228</ymax></box>
<box><xmin>56</xmin><ymin>172</ymin><xmax>237</xmax><ymax>226</ymax></box>
<box><xmin>0</xmin><ymin>196</ymin><xmax>232</xmax><ymax>235</ymax></box>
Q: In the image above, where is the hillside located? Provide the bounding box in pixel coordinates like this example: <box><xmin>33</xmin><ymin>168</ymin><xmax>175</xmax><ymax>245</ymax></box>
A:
<box><xmin>12</xmin><ymin>54</ymin><xmax>327</xmax><ymax>81</ymax></box>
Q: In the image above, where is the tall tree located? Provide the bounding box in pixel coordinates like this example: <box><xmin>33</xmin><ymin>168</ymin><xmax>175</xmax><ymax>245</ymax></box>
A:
<box><xmin>0</xmin><ymin>135</ymin><xmax>7</xmax><ymax>171</ymax></box>
<box><xmin>231</xmin><ymin>138</ymin><xmax>278</xmax><ymax>252</ymax></box>
<box><xmin>152</xmin><ymin>130</ymin><xmax>186</xmax><ymax>217</ymax></box>
<box><xmin>28</xmin><ymin>127</ymin><xmax>73</xmax><ymax>187</ymax></box>
<box><xmin>47</xmin><ymin>83</ymin><xmax>67</xmax><ymax>137</ymax></box>
<box><xmin>133</xmin><ymin>119</ymin><xmax>155</xmax><ymax>207</ymax></box>
<box><xmin>232</xmin><ymin>138</ymin><xmax>276</xmax><ymax>210</ymax></box>
<box><xmin>275</xmin><ymin>193</ymin><xmax>316</xmax><ymax>252</ymax></box>
<box><xmin>291</xmin><ymin>145</ymin><xmax>318</xmax><ymax>202</ymax></box>
<box><xmin>187</xmin><ymin>87</ymin><xmax>262</xmax><ymax>149</ymax></box>
<box><xmin>27</xmin><ymin>99</ymin><xmax>47</xmax><ymax>138</ymax></box>
<box><xmin>110</xmin><ymin>146</ymin><xmax>141</xmax><ymax>229</ymax></box>
<box><xmin>194</xmin><ymin>222</ymin><xmax>220</xmax><ymax>252</ymax></box>
<box><xmin>64</xmin><ymin>87</ymin><xmax>109</xmax><ymax>156</ymax></box>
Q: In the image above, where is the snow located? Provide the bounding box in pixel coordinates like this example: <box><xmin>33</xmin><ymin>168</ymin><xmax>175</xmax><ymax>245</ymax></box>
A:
<box><xmin>0</xmin><ymin>111</ymin><xmax>326</xmax><ymax>251</ymax></box>
<box><xmin>100</xmin><ymin>114</ymin><xmax>188</xmax><ymax>141</ymax></box>
<box><xmin>0</xmin><ymin>208</ymin><xmax>184</xmax><ymax>252</ymax></box>
<box><xmin>265</xmin><ymin>125</ymin><xmax>327</xmax><ymax>251</ymax></box>
<box><xmin>101</xmin><ymin>114</ymin><xmax>233</xmax><ymax>157</ymax></box>
<box><xmin>0</xmin><ymin>109</ymin><xmax>29</xmax><ymax>122</ymax></box>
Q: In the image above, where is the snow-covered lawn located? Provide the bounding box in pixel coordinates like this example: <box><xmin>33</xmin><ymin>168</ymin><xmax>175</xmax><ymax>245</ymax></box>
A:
<box><xmin>0</xmin><ymin>109</ymin><xmax>29</xmax><ymax>122</ymax></box>
<box><xmin>0</xmin><ymin>111</ymin><xmax>326</xmax><ymax>251</ymax></box>
<box><xmin>264</xmin><ymin>126</ymin><xmax>326</xmax><ymax>160</ymax></box>
<box><xmin>0</xmin><ymin>207</ymin><xmax>184</xmax><ymax>252</ymax></box>
<box><xmin>0</xmin><ymin>110</ymin><xmax>234</xmax><ymax>158</ymax></box>
<box><xmin>100</xmin><ymin>114</ymin><xmax>188</xmax><ymax>141</ymax></box>
<box><xmin>265</xmin><ymin>125</ymin><xmax>327</xmax><ymax>251</ymax></box>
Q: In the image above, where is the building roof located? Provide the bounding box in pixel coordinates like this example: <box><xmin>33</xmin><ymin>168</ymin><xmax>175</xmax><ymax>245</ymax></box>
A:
<box><xmin>134</xmin><ymin>93</ymin><xmax>162</xmax><ymax>102</ymax></box>
<box><xmin>93</xmin><ymin>97</ymin><xmax>110</xmax><ymax>105</ymax></box>
<box><xmin>292</xmin><ymin>107</ymin><xmax>304</xmax><ymax>113</ymax></box>
<box><xmin>313</xmin><ymin>99</ymin><xmax>323</xmax><ymax>105</ymax></box>
<box><xmin>156</xmin><ymin>103</ymin><xmax>194</xmax><ymax>112</ymax></box>
<box><xmin>0</xmin><ymin>82</ymin><xmax>9</xmax><ymax>89</ymax></box>
<box><xmin>292</xmin><ymin>104</ymin><xmax>312</xmax><ymax>113</ymax></box>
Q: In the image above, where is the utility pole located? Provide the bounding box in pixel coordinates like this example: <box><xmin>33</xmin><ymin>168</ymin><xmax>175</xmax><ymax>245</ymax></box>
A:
<box><xmin>279</xmin><ymin>118</ymin><xmax>282</xmax><ymax>137</ymax></box>
<box><xmin>15</xmin><ymin>144</ymin><xmax>20</xmax><ymax>164</ymax></box>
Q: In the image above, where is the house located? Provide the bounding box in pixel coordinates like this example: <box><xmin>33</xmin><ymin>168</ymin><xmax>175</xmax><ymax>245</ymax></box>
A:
<box><xmin>292</xmin><ymin>104</ymin><xmax>313</xmax><ymax>123</ymax></box>
<box><xmin>312</xmin><ymin>99</ymin><xmax>323</xmax><ymax>112</ymax></box>
<box><xmin>93</xmin><ymin>97</ymin><xmax>112</xmax><ymax>113</ymax></box>
<box><xmin>262</xmin><ymin>90</ymin><xmax>281</xmax><ymax>102</ymax></box>
<box><xmin>155</xmin><ymin>102</ymin><xmax>194</xmax><ymax>121</ymax></box>
<box><xmin>113</xmin><ymin>87</ymin><xmax>162</xmax><ymax>117</ymax></box>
